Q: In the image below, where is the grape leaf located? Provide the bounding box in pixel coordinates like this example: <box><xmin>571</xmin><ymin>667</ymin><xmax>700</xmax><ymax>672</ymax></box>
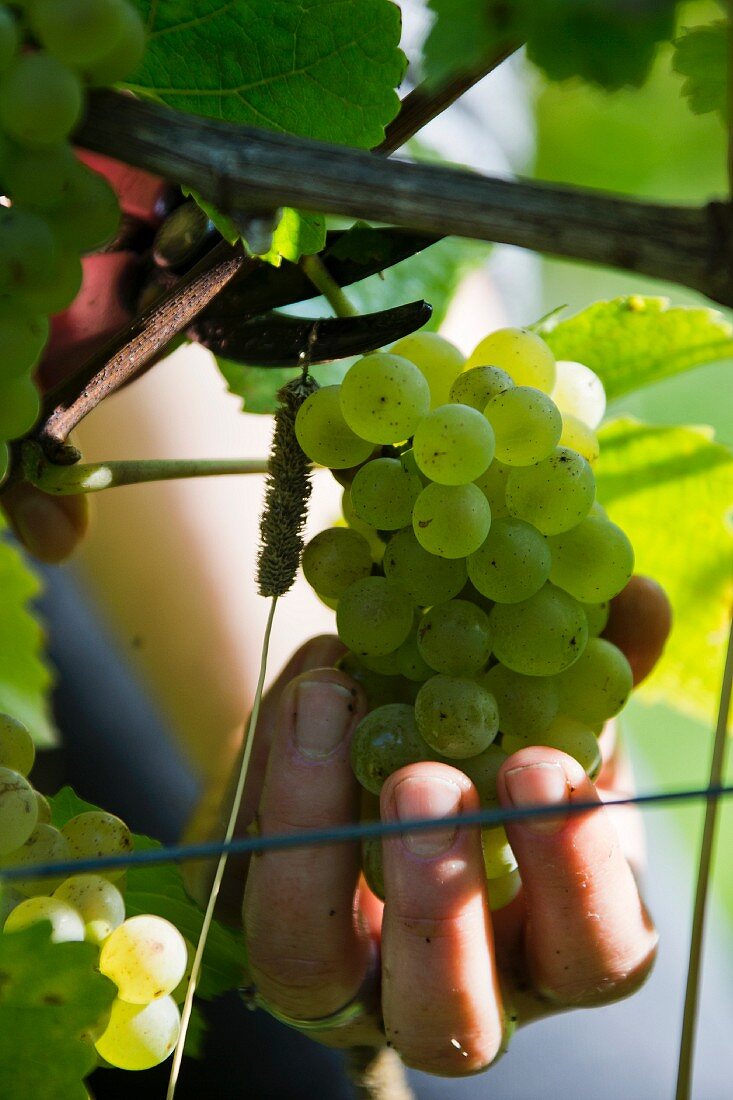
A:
<box><xmin>542</xmin><ymin>296</ymin><xmax>733</xmax><ymax>402</ymax></box>
<box><xmin>0</xmin><ymin>924</ymin><xmax>115</xmax><ymax>1100</ymax></box>
<box><xmin>595</xmin><ymin>418</ymin><xmax>733</xmax><ymax>723</ymax></box>
<box><xmin>673</xmin><ymin>21</ymin><xmax>727</xmax><ymax>120</ymax></box>
<box><xmin>128</xmin><ymin>0</ymin><xmax>405</xmax><ymax>148</ymax></box>
<box><xmin>0</xmin><ymin>518</ymin><xmax>55</xmax><ymax>747</ymax></box>
<box><xmin>216</xmin><ymin>358</ymin><xmax>348</xmax><ymax>416</ymax></box>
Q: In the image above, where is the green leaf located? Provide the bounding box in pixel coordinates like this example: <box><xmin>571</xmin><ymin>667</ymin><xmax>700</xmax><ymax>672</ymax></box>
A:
<box><xmin>216</xmin><ymin>358</ymin><xmax>348</xmax><ymax>415</ymax></box>
<box><xmin>258</xmin><ymin>209</ymin><xmax>328</xmax><ymax>267</ymax></box>
<box><xmin>0</xmin><ymin>518</ymin><xmax>55</xmax><ymax>747</ymax></box>
<box><xmin>129</xmin><ymin>0</ymin><xmax>405</xmax><ymax>147</ymax></box>
<box><xmin>673</xmin><ymin>21</ymin><xmax>727</xmax><ymax>120</ymax></box>
<box><xmin>543</xmin><ymin>296</ymin><xmax>733</xmax><ymax>402</ymax></box>
<box><xmin>595</xmin><ymin>418</ymin><xmax>733</xmax><ymax>722</ymax></box>
<box><xmin>0</xmin><ymin>924</ymin><xmax>115</xmax><ymax>1100</ymax></box>
<box><xmin>423</xmin><ymin>0</ymin><xmax>511</xmax><ymax>86</ymax></box>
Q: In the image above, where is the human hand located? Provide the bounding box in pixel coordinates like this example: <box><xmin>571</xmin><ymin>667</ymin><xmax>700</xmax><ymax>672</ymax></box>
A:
<box><xmin>236</xmin><ymin>575</ymin><xmax>671</xmax><ymax>1073</ymax></box>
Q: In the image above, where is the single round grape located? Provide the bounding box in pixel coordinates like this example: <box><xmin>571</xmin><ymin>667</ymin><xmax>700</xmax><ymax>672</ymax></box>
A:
<box><xmin>394</xmin><ymin>631</ymin><xmax>434</xmax><ymax>682</ymax></box>
<box><xmin>0</xmin><ymin>310</ymin><xmax>49</xmax><ymax>378</ymax></box>
<box><xmin>480</xmin><ymin>664</ymin><xmax>559</xmax><ymax>739</ymax></box>
<box><xmin>336</xmin><ymin>577</ymin><xmax>413</xmax><ymax>657</ymax></box>
<box><xmin>44</xmin><ymin>162</ymin><xmax>121</xmax><ymax>253</ymax></box>
<box><xmin>0</xmin><ymin>375</ymin><xmax>40</xmax><ymax>440</ymax></box>
<box><xmin>81</xmin><ymin>3</ymin><xmax>147</xmax><ymax>85</ymax></box>
<box><xmin>583</xmin><ymin>600</ymin><xmax>610</xmax><ymax>637</ymax></box>
<box><xmin>413</xmin><ymin>403</ymin><xmax>495</xmax><ymax>484</ymax></box>
<box><xmin>482</xmin><ymin>826</ymin><xmax>517</xmax><ymax>879</ymax></box>
<box><xmin>559</xmin><ymin>414</ymin><xmax>599</xmax><ymax>464</ymax></box>
<box><xmin>468</xmin><ymin>517</ymin><xmax>551</xmax><ymax>604</ymax></box>
<box><xmin>485</xmin><ymin>386</ymin><xmax>562</xmax><ymax>466</ymax></box>
<box><xmin>34</xmin><ymin>790</ymin><xmax>52</xmax><ymax>825</ymax></box>
<box><xmin>487</xmin><ymin>867</ymin><xmax>521</xmax><ymax>911</ymax></box>
<box><xmin>2</xmin><ymin>823</ymin><xmax>71</xmax><ymax>896</ymax></box>
<box><xmin>339</xmin><ymin>353</ymin><xmax>430</xmax><ymax>444</ymax></box>
<box><xmin>31</xmin><ymin>0</ymin><xmax>129</xmax><ymax>67</ymax></box>
<box><xmin>100</xmin><ymin>915</ymin><xmax>188</xmax><ymax>1003</ymax></box>
<box><xmin>466</xmin><ymin>328</ymin><xmax>556</xmax><ymax>392</ymax></box>
<box><xmin>53</xmin><ymin>874</ymin><xmax>125</xmax><ymax>946</ymax></box>
<box><xmin>490</xmin><ymin>583</ymin><xmax>588</xmax><ymax>676</ymax></box>
<box><xmin>390</xmin><ymin>331</ymin><xmax>464</xmax><ymax>408</ymax></box>
<box><xmin>0</xmin><ymin>713</ymin><xmax>34</xmax><ymax>776</ymax></box>
<box><xmin>301</xmin><ymin>527</ymin><xmax>372</xmax><ymax>599</ymax></box>
<box><xmin>340</xmin><ymin>489</ymin><xmax>385</xmax><ymax>561</ymax></box>
<box><xmin>0</xmin><ymin>206</ymin><xmax>57</xmax><ymax>294</ymax></box>
<box><xmin>3</xmin><ymin>140</ymin><xmax>77</xmax><ymax>208</ymax></box>
<box><xmin>0</xmin><ymin>6</ymin><xmax>19</xmax><ymax>74</ymax></box>
<box><xmin>362</xmin><ymin>837</ymin><xmax>385</xmax><ymax>901</ymax></box>
<box><xmin>412</xmin><ymin>482</ymin><xmax>491</xmax><ymax>559</ymax></box>
<box><xmin>473</xmin><ymin>460</ymin><xmax>510</xmax><ymax>517</ymax></box>
<box><xmin>18</xmin><ymin>247</ymin><xmax>83</xmax><ymax>316</ymax></box>
<box><xmin>95</xmin><ymin>996</ymin><xmax>181</xmax><ymax>1071</ymax></box>
<box><xmin>417</xmin><ymin>600</ymin><xmax>493</xmax><ymax>676</ymax></box>
<box><xmin>415</xmin><ymin>675</ymin><xmax>499</xmax><ymax>758</ymax></box>
<box><xmin>61</xmin><ymin>811</ymin><xmax>133</xmax><ymax>883</ymax></box>
<box><xmin>556</xmin><ymin>638</ymin><xmax>633</xmax><ymax>724</ymax></box>
<box><xmin>458</xmin><ymin>743</ymin><xmax>507</xmax><ymax>806</ymax></box>
<box><xmin>503</xmin><ymin>715</ymin><xmax>602</xmax><ymax>780</ymax></box>
<box><xmin>351</xmin><ymin>704</ymin><xmax>433</xmax><ymax>794</ymax></box>
<box><xmin>547</xmin><ymin>515</ymin><xmax>634</xmax><ymax>602</ymax></box>
<box><xmin>0</xmin><ymin>52</ymin><xmax>83</xmax><ymax>146</ymax></box>
<box><xmin>350</xmin><ymin>457</ymin><xmax>422</xmax><ymax>529</ymax></box>
<box><xmin>551</xmin><ymin>360</ymin><xmax>606</xmax><ymax>429</ymax></box>
<box><xmin>505</xmin><ymin>447</ymin><xmax>595</xmax><ymax>535</ymax></box>
<box><xmin>450</xmin><ymin>365</ymin><xmax>514</xmax><ymax>410</ymax></box>
<box><xmin>295</xmin><ymin>386</ymin><xmax>373</xmax><ymax>469</ymax></box>
<box><xmin>4</xmin><ymin>895</ymin><xmax>85</xmax><ymax>942</ymax></box>
<box><xmin>0</xmin><ymin>767</ymin><xmax>38</xmax><ymax>854</ymax></box>
<box><xmin>383</xmin><ymin>528</ymin><xmax>467</xmax><ymax>606</ymax></box>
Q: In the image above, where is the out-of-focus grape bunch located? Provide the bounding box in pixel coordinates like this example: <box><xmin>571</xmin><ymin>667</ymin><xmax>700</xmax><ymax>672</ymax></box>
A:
<box><xmin>0</xmin><ymin>0</ymin><xmax>147</xmax><ymax>484</ymax></box>
<box><xmin>0</xmin><ymin>712</ymin><xmax>191</xmax><ymax>1071</ymax></box>
<box><xmin>296</xmin><ymin>326</ymin><xmax>634</xmax><ymax>909</ymax></box>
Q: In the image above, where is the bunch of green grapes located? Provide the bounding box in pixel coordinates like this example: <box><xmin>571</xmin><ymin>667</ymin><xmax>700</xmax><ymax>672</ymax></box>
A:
<box><xmin>0</xmin><ymin>712</ymin><xmax>189</xmax><ymax>1072</ymax></box>
<box><xmin>0</xmin><ymin>0</ymin><xmax>147</xmax><ymax>483</ymax></box>
<box><xmin>296</xmin><ymin>327</ymin><xmax>634</xmax><ymax>908</ymax></box>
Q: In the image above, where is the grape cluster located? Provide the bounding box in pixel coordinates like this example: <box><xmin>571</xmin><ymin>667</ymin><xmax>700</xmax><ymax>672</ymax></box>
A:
<box><xmin>296</xmin><ymin>328</ymin><xmax>635</xmax><ymax>909</ymax></box>
<box><xmin>0</xmin><ymin>713</ymin><xmax>189</xmax><ymax>1072</ymax></box>
<box><xmin>0</xmin><ymin>0</ymin><xmax>146</xmax><ymax>483</ymax></box>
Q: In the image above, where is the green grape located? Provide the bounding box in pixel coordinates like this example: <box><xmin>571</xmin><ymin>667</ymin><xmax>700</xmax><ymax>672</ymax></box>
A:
<box><xmin>0</xmin><ymin>6</ymin><xmax>19</xmax><ymax>74</ymax></box>
<box><xmin>547</xmin><ymin>515</ymin><xmax>634</xmax><ymax>602</ymax></box>
<box><xmin>556</xmin><ymin>638</ymin><xmax>633</xmax><ymax>724</ymax></box>
<box><xmin>450</xmin><ymin>365</ymin><xmax>514</xmax><ymax>410</ymax></box>
<box><xmin>0</xmin><ymin>713</ymin><xmax>35</xmax><ymax>776</ymax></box>
<box><xmin>2</xmin><ymin>823</ymin><xmax>71</xmax><ymax>895</ymax></box>
<box><xmin>339</xmin><ymin>353</ymin><xmax>430</xmax><ymax>444</ymax></box>
<box><xmin>480</xmin><ymin>664</ymin><xmax>559</xmax><ymax>739</ymax></box>
<box><xmin>551</xmin><ymin>360</ymin><xmax>606</xmax><ymax>429</ymax></box>
<box><xmin>359</xmin><ymin>649</ymin><xmax>402</xmax><ymax>676</ymax></box>
<box><xmin>399</xmin><ymin>447</ymin><xmax>429</xmax><ymax>486</ymax></box>
<box><xmin>465</xmin><ymin>327</ymin><xmax>556</xmax><ymax>393</ymax></box>
<box><xmin>490</xmin><ymin>583</ymin><xmax>588</xmax><ymax>676</ymax></box>
<box><xmin>34</xmin><ymin>790</ymin><xmax>52</xmax><ymax>825</ymax></box>
<box><xmin>382</xmin><ymin>528</ymin><xmax>467</xmax><ymax>606</ymax></box>
<box><xmin>583</xmin><ymin>600</ymin><xmax>610</xmax><ymax>637</ymax></box>
<box><xmin>485</xmin><ymin>386</ymin><xmax>562</xmax><ymax>466</ymax></box>
<box><xmin>0</xmin><ymin>309</ymin><xmax>49</xmax><ymax>379</ymax></box>
<box><xmin>81</xmin><ymin>3</ymin><xmax>146</xmax><ymax>86</ymax></box>
<box><xmin>458</xmin><ymin>743</ymin><xmax>507</xmax><ymax>806</ymax></box>
<box><xmin>295</xmin><ymin>386</ymin><xmax>374</xmax><ymax>469</ymax></box>
<box><xmin>4</xmin><ymin>895</ymin><xmax>85</xmax><ymax>942</ymax></box>
<box><xmin>417</xmin><ymin>599</ymin><xmax>493</xmax><ymax>676</ymax></box>
<box><xmin>340</xmin><ymin>489</ymin><xmax>385</xmax><ymax>560</ymax></box>
<box><xmin>0</xmin><ymin>206</ymin><xmax>56</xmax><ymax>294</ymax></box>
<box><xmin>95</xmin><ymin>996</ymin><xmax>181</xmax><ymax>1071</ymax></box>
<box><xmin>413</xmin><ymin>403</ymin><xmax>495</xmax><ymax>485</ymax></box>
<box><xmin>559</xmin><ymin>414</ymin><xmax>599</xmax><ymax>464</ymax></box>
<box><xmin>390</xmin><ymin>331</ymin><xmax>464</xmax><ymax>408</ymax></box>
<box><xmin>0</xmin><ymin>766</ymin><xmax>38</xmax><ymax>854</ymax></box>
<box><xmin>412</xmin><ymin>482</ymin><xmax>491</xmax><ymax>559</ymax></box>
<box><xmin>30</xmin><ymin>0</ymin><xmax>129</xmax><ymax>67</ymax></box>
<box><xmin>337</xmin><ymin>653</ymin><xmax>413</xmax><ymax>710</ymax></box>
<box><xmin>503</xmin><ymin>715</ymin><xmax>602</xmax><ymax>780</ymax></box>
<box><xmin>301</xmin><ymin>527</ymin><xmax>372</xmax><ymax>599</ymax></box>
<box><xmin>487</xmin><ymin>867</ymin><xmax>521</xmax><ymax>911</ymax></box>
<box><xmin>415</xmin><ymin>674</ymin><xmax>499</xmax><ymax>758</ymax></box>
<box><xmin>473</xmin><ymin>460</ymin><xmax>510</xmax><ymax>517</ymax></box>
<box><xmin>350</xmin><ymin>703</ymin><xmax>433</xmax><ymax>795</ymax></box>
<box><xmin>350</xmin><ymin>457</ymin><xmax>422</xmax><ymax>529</ymax></box>
<box><xmin>467</xmin><ymin>517</ymin><xmax>551</xmax><ymax>603</ymax></box>
<box><xmin>481</xmin><ymin>826</ymin><xmax>517</xmax><ymax>879</ymax></box>
<box><xmin>394</xmin><ymin>630</ymin><xmax>434</xmax><ymax>682</ymax></box>
<box><xmin>336</xmin><ymin>577</ymin><xmax>413</xmax><ymax>657</ymax></box>
<box><xmin>100</xmin><ymin>915</ymin><xmax>188</xmax><ymax>1003</ymax></box>
<box><xmin>0</xmin><ymin>374</ymin><xmax>40</xmax><ymax>440</ymax></box>
<box><xmin>3</xmin><ymin>140</ymin><xmax>76</xmax><ymax>208</ymax></box>
<box><xmin>44</xmin><ymin>162</ymin><xmax>121</xmax><ymax>253</ymax></box>
<box><xmin>17</xmin><ymin>247</ymin><xmax>83</xmax><ymax>316</ymax></box>
<box><xmin>0</xmin><ymin>52</ymin><xmax>83</xmax><ymax>146</ymax></box>
<box><xmin>362</xmin><ymin>837</ymin><xmax>385</xmax><ymax>901</ymax></box>
<box><xmin>505</xmin><ymin>447</ymin><xmax>595</xmax><ymax>536</ymax></box>
<box><xmin>53</xmin><ymin>874</ymin><xmax>125</xmax><ymax>946</ymax></box>
<box><xmin>61</xmin><ymin>811</ymin><xmax>133</xmax><ymax>883</ymax></box>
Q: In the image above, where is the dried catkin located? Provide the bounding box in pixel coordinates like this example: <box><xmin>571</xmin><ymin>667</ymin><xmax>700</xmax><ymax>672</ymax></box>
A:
<box><xmin>257</xmin><ymin>374</ymin><xmax>319</xmax><ymax>597</ymax></box>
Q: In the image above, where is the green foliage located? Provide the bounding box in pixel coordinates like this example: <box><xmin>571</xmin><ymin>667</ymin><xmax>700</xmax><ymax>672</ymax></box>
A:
<box><xmin>267</xmin><ymin>210</ymin><xmax>327</xmax><ymax>265</ymax></box>
<box><xmin>217</xmin><ymin>358</ymin><xmax>348</xmax><ymax>415</ymax></box>
<box><xmin>543</xmin><ymin>296</ymin><xmax>733</xmax><ymax>402</ymax></box>
<box><xmin>595</xmin><ymin>418</ymin><xmax>733</xmax><ymax>722</ymax></box>
<box><xmin>673</xmin><ymin>20</ymin><xmax>727</xmax><ymax>119</ymax></box>
<box><xmin>0</xmin><ymin>924</ymin><xmax>115</xmax><ymax>1100</ymax></box>
<box><xmin>0</xmin><ymin>516</ymin><xmax>55</xmax><ymax>747</ymax></box>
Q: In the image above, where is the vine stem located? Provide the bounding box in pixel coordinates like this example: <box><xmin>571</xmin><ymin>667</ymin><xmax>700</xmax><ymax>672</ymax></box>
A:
<box><xmin>167</xmin><ymin>596</ymin><xmax>279</xmax><ymax>1100</ymax></box>
<box><xmin>675</xmin><ymin>609</ymin><xmax>733</xmax><ymax>1100</ymax></box>
<box><xmin>300</xmin><ymin>253</ymin><xmax>358</xmax><ymax>317</ymax></box>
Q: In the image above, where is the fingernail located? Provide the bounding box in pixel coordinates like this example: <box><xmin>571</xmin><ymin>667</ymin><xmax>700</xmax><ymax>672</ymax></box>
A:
<box><xmin>393</xmin><ymin>776</ymin><xmax>462</xmax><ymax>857</ymax></box>
<box><xmin>10</xmin><ymin>493</ymin><xmax>78</xmax><ymax>563</ymax></box>
<box><xmin>292</xmin><ymin>679</ymin><xmax>355</xmax><ymax>760</ymax></box>
<box><xmin>504</xmin><ymin>762</ymin><xmax>569</xmax><ymax>835</ymax></box>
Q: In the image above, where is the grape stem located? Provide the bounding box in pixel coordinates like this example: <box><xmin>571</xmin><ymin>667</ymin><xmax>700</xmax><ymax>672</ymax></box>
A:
<box><xmin>300</xmin><ymin>254</ymin><xmax>358</xmax><ymax>318</ymax></box>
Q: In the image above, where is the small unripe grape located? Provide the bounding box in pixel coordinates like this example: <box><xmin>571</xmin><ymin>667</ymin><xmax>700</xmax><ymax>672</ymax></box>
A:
<box><xmin>350</xmin><ymin>457</ymin><xmax>422</xmax><ymax>529</ymax></box>
<box><xmin>31</xmin><ymin>0</ymin><xmax>130</xmax><ymax>67</ymax></box>
<box><xmin>413</xmin><ymin>403</ymin><xmax>495</xmax><ymax>485</ymax></box>
<box><xmin>383</xmin><ymin>529</ymin><xmax>467</xmax><ymax>606</ymax></box>
<box><xmin>466</xmin><ymin>328</ymin><xmax>556</xmax><ymax>393</ymax></box>
<box><xmin>4</xmin><ymin>895</ymin><xmax>85</xmax><ymax>942</ymax></box>
<box><xmin>0</xmin><ymin>767</ymin><xmax>38</xmax><ymax>855</ymax></box>
<box><xmin>0</xmin><ymin>714</ymin><xmax>35</xmax><ymax>776</ymax></box>
<box><xmin>490</xmin><ymin>583</ymin><xmax>588</xmax><ymax>676</ymax></box>
<box><xmin>295</xmin><ymin>386</ymin><xmax>373</xmax><ymax>469</ymax></box>
<box><xmin>390</xmin><ymin>332</ymin><xmax>464</xmax><ymax>407</ymax></box>
<box><xmin>412</xmin><ymin>482</ymin><xmax>491</xmax><ymax>559</ymax></box>
<box><xmin>301</xmin><ymin>528</ymin><xmax>372</xmax><ymax>599</ymax></box>
<box><xmin>551</xmin><ymin>360</ymin><xmax>606</xmax><ymax>429</ymax></box>
<box><xmin>336</xmin><ymin>577</ymin><xmax>413</xmax><ymax>657</ymax></box>
<box><xmin>61</xmin><ymin>811</ymin><xmax>133</xmax><ymax>883</ymax></box>
<box><xmin>95</xmin><ymin>996</ymin><xmax>181</xmax><ymax>1071</ymax></box>
<box><xmin>482</xmin><ymin>826</ymin><xmax>517</xmax><ymax>879</ymax></box>
<box><xmin>2</xmin><ymin>824</ymin><xmax>71</xmax><ymax>896</ymax></box>
<box><xmin>100</xmin><ymin>915</ymin><xmax>188</xmax><ymax>1003</ymax></box>
<box><xmin>0</xmin><ymin>52</ymin><xmax>83</xmax><ymax>146</ymax></box>
<box><xmin>417</xmin><ymin>600</ymin><xmax>493</xmax><ymax>676</ymax></box>
<box><xmin>351</xmin><ymin>704</ymin><xmax>433</xmax><ymax>795</ymax></box>
<box><xmin>415</xmin><ymin>675</ymin><xmax>499</xmax><ymax>759</ymax></box>
<box><xmin>450</xmin><ymin>365</ymin><xmax>514</xmax><ymax>410</ymax></box>
<box><xmin>486</xmin><ymin>867</ymin><xmax>521</xmax><ymax>911</ymax></box>
<box><xmin>54</xmin><ymin>874</ymin><xmax>125</xmax><ymax>945</ymax></box>
<box><xmin>468</xmin><ymin>517</ymin><xmax>551</xmax><ymax>604</ymax></box>
<box><xmin>82</xmin><ymin>3</ymin><xmax>147</xmax><ymax>85</ymax></box>
<box><xmin>485</xmin><ymin>386</ymin><xmax>561</xmax><ymax>466</ymax></box>
<box><xmin>505</xmin><ymin>447</ymin><xmax>595</xmax><ymax>536</ymax></box>
<box><xmin>340</xmin><ymin>353</ymin><xmax>430</xmax><ymax>444</ymax></box>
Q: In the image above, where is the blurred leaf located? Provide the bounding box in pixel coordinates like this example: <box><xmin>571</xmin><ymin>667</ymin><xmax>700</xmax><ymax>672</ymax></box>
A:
<box><xmin>543</xmin><ymin>296</ymin><xmax>733</xmax><ymax>401</ymax></box>
<box><xmin>423</xmin><ymin>0</ymin><xmax>511</xmax><ymax>85</ymax></box>
<box><xmin>596</xmin><ymin>418</ymin><xmax>733</xmax><ymax>722</ymax></box>
<box><xmin>216</xmin><ymin>358</ymin><xmax>348</xmax><ymax>415</ymax></box>
<box><xmin>673</xmin><ymin>20</ymin><xmax>727</xmax><ymax>119</ymax></box>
